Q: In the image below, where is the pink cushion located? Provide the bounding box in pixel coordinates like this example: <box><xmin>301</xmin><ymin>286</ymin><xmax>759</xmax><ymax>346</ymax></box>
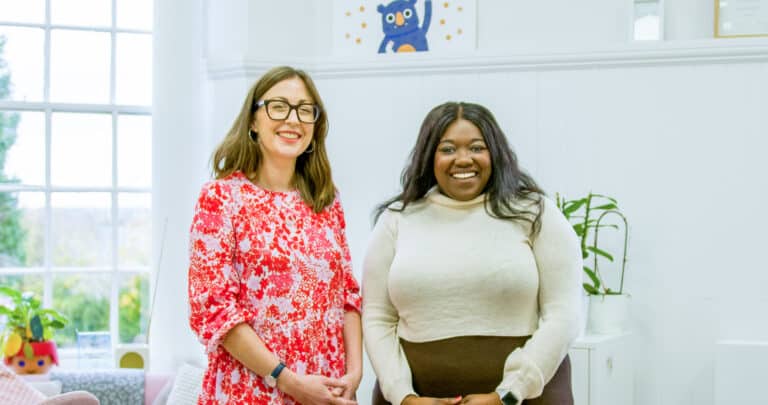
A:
<box><xmin>1</xmin><ymin>363</ymin><xmax>98</xmax><ymax>404</ymax></box>
<box><xmin>145</xmin><ymin>373</ymin><xmax>173</xmax><ymax>405</ymax></box>
<box><xmin>0</xmin><ymin>363</ymin><xmax>47</xmax><ymax>404</ymax></box>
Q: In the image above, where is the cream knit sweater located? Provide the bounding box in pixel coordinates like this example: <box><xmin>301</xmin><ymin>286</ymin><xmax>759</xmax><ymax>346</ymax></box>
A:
<box><xmin>362</xmin><ymin>189</ymin><xmax>583</xmax><ymax>405</ymax></box>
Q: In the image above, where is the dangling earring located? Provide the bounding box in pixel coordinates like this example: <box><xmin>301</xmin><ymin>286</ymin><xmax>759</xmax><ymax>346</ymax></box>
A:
<box><xmin>304</xmin><ymin>141</ymin><xmax>315</xmax><ymax>154</ymax></box>
<box><xmin>249</xmin><ymin>130</ymin><xmax>258</xmax><ymax>143</ymax></box>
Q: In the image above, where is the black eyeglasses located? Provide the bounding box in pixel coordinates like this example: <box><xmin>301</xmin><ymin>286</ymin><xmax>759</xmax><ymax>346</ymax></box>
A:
<box><xmin>254</xmin><ymin>99</ymin><xmax>321</xmax><ymax>124</ymax></box>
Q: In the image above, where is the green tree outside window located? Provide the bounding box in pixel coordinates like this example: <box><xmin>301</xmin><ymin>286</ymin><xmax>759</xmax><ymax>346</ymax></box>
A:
<box><xmin>0</xmin><ymin>35</ymin><xmax>26</xmax><ymax>267</ymax></box>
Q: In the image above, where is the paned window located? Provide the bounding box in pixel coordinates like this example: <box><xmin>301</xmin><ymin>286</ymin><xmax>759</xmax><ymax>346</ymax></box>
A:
<box><xmin>0</xmin><ymin>0</ymin><xmax>153</xmax><ymax>367</ymax></box>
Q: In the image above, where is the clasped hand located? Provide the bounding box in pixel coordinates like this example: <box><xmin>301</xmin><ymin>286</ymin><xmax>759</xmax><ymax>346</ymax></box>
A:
<box><xmin>282</xmin><ymin>373</ymin><xmax>360</xmax><ymax>405</ymax></box>
<box><xmin>403</xmin><ymin>392</ymin><xmax>502</xmax><ymax>405</ymax></box>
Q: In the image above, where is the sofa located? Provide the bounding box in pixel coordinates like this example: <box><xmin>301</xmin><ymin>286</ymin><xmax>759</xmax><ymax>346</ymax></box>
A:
<box><xmin>19</xmin><ymin>364</ymin><xmax>205</xmax><ymax>405</ymax></box>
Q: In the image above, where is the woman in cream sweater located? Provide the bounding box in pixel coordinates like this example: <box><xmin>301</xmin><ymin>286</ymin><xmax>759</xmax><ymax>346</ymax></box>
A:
<box><xmin>363</xmin><ymin>102</ymin><xmax>582</xmax><ymax>405</ymax></box>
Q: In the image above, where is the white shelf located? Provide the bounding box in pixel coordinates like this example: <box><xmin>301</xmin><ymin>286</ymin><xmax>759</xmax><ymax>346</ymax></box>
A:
<box><xmin>207</xmin><ymin>38</ymin><xmax>768</xmax><ymax>79</ymax></box>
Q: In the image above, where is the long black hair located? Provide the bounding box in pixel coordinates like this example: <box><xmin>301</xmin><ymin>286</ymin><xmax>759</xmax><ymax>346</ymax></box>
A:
<box><xmin>373</xmin><ymin>102</ymin><xmax>545</xmax><ymax>237</ymax></box>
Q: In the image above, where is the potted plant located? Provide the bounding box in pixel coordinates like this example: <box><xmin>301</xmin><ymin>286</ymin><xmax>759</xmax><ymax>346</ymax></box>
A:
<box><xmin>0</xmin><ymin>286</ymin><xmax>69</xmax><ymax>374</ymax></box>
<box><xmin>556</xmin><ymin>192</ymin><xmax>630</xmax><ymax>334</ymax></box>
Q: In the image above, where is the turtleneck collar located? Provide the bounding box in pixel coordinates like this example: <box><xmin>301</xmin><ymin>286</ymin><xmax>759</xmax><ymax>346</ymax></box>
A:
<box><xmin>425</xmin><ymin>187</ymin><xmax>486</xmax><ymax>208</ymax></box>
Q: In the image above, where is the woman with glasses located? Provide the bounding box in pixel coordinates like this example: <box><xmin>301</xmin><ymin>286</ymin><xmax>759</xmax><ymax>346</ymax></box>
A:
<box><xmin>188</xmin><ymin>66</ymin><xmax>362</xmax><ymax>405</ymax></box>
<box><xmin>363</xmin><ymin>102</ymin><xmax>581</xmax><ymax>405</ymax></box>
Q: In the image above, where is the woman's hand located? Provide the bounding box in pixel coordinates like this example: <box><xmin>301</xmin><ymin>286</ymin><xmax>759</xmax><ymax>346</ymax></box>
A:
<box><xmin>278</xmin><ymin>372</ymin><xmax>357</xmax><ymax>405</ymax></box>
<box><xmin>460</xmin><ymin>393</ymin><xmax>503</xmax><ymax>405</ymax></box>
<box><xmin>402</xmin><ymin>394</ymin><xmax>463</xmax><ymax>405</ymax></box>
<box><xmin>329</xmin><ymin>371</ymin><xmax>362</xmax><ymax>399</ymax></box>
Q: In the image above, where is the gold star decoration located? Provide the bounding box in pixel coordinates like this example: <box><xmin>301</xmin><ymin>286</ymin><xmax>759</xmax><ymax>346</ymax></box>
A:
<box><xmin>360</xmin><ymin>5</ymin><xmax>365</xmax><ymax>12</ymax></box>
<box><xmin>440</xmin><ymin>18</ymin><xmax>446</xmax><ymax>25</ymax></box>
<box><xmin>443</xmin><ymin>2</ymin><xmax>449</xmax><ymax>8</ymax></box>
<box><xmin>362</xmin><ymin>22</ymin><xmax>367</xmax><ymax>29</ymax></box>
<box><xmin>446</xmin><ymin>34</ymin><xmax>452</xmax><ymax>40</ymax></box>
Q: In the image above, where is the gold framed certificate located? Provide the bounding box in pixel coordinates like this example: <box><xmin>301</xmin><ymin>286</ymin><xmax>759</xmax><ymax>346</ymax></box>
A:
<box><xmin>715</xmin><ymin>0</ymin><xmax>768</xmax><ymax>37</ymax></box>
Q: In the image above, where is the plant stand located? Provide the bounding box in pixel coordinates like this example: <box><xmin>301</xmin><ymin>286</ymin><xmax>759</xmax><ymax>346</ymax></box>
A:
<box><xmin>587</xmin><ymin>294</ymin><xmax>631</xmax><ymax>335</ymax></box>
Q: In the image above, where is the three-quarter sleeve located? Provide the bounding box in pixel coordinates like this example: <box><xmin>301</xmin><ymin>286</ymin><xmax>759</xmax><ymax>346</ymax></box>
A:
<box><xmin>362</xmin><ymin>209</ymin><xmax>417</xmax><ymax>405</ymax></box>
<box><xmin>496</xmin><ymin>197</ymin><xmax>583</xmax><ymax>400</ymax></box>
<box><xmin>188</xmin><ymin>182</ymin><xmax>252</xmax><ymax>354</ymax></box>
<box><xmin>333</xmin><ymin>197</ymin><xmax>362</xmax><ymax>313</ymax></box>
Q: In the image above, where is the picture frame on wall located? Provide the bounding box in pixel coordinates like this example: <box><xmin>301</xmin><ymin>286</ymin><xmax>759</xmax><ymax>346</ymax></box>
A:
<box><xmin>332</xmin><ymin>0</ymin><xmax>477</xmax><ymax>56</ymax></box>
<box><xmin>633</xmin><ymin>0</ymin><xmax>665</xmax><ymax>41</ymax></box>
<box><xmin>715</xmin><ymin>0</ymin><xmax>768</xmax><ymax>38</ymax></box>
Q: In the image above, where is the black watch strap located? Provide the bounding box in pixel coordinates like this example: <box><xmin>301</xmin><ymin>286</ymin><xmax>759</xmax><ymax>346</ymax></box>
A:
<box><xmin>501</xmin><ymin>391</ymin><xmax>519</xmax><ymax>405</ymax></box>
<box><xmin>270</xmin><ymin>362</ymin><xmax>286</xmax><ymax>379</ymax></box>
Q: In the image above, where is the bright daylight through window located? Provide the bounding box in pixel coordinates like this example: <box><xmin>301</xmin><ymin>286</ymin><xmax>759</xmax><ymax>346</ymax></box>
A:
<box><xmin>0</xmin><ymin>0</ymin><xmax>153</xmax><ymax>368</ymax></box>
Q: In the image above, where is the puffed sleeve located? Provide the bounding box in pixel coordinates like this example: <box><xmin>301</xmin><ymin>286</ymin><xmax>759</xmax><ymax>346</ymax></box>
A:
<box><xmin>188</xmin><ymin>181</ymin><xmax>253</xmax><ymax>354</ymax></box>
<box><xmin>362</xmin><ymin>209</ymin><xmax>417</xmax><ymax>405</ymax></box>
<box><xmin>332</xmin><ymin>196</ymin><xmax>362</xmax><ymax>313</ymax></box>
<box><xmin>496</xmin><ymin>196</ymin><xmax>583</xmax><ymax>400</ymax></box>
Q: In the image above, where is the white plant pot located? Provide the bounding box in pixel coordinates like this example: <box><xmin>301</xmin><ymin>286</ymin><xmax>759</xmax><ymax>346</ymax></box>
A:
<box><xmin>587</xmin><ymin>294</ymin><xmax>630</xmax><ymax>335</ymax></box>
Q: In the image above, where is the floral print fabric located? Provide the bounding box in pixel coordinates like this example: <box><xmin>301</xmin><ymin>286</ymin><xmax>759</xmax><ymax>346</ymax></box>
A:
<box><xmin>188</xmin><ymin>171</ymin><xmax>362</xmax><ymax>404</ymax></box>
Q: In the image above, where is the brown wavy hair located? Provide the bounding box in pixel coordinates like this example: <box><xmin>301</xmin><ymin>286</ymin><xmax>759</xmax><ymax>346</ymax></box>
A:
<box><xmin>211</xmin><ymin>66</ymin><xmax>335</xmax><ymax>213</ymax></box>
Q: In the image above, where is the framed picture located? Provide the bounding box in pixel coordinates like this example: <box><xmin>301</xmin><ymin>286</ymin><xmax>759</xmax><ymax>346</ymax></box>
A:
<box><xmin>715</xmin><ymin>0</ymin><xmax>768</xmax><ymax>38</ymax></box>
<box><xmin>332</xmin><ymin>0</ymin><xmax>477</xmax><ymax>56</ymax></box>
<box><xmin>633</xmin><ymin>0</ymin><xmax>665</xmax><ymax>41</ymax></box>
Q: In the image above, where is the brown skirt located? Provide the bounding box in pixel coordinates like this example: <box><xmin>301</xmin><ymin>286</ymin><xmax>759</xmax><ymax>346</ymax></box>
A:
<box><xmin>372</xmin><ymin>336</ymin><xmax>573</xmax><ymax>405</ymax></box>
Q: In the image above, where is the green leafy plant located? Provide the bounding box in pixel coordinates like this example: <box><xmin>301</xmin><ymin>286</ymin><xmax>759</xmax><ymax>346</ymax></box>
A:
<box><xmin>555</xmin><ymin>192</ymin><xmax>628</xmax><ymax>296</ymax></box>
<box><xmin>0</xmin><ymin>286</ymin><xmax>69</xmax><ymax>358</ymax></box>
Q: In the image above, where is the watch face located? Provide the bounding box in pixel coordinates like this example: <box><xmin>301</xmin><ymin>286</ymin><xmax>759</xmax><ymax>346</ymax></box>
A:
<box><xmin>265</xmin><ymin>375</ymin><xmax>277</xmax><ymax>388</ymax></box>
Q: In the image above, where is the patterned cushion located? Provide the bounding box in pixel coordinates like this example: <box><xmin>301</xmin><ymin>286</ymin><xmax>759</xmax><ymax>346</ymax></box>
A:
<box><xmin>51</xmin><ymin>368</ymin><xmax>144</xmax><ymax>405</ymax></box>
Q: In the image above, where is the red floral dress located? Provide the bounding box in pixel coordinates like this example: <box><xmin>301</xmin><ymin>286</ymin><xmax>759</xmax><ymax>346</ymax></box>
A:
<box><xmin>188</xmin><ymin>171</ymin><xmax>362</xmax><ymax>404</ymax></box>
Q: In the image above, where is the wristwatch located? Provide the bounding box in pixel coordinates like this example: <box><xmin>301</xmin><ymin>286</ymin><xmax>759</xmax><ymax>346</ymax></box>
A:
<box><xmin>264</xmin><ymin>361</ymin><xmax>286</xmax><ymax>388</ymax></box>
<box><xmin>496</xmin><ymin>389</ymin><xmax>519</xmax><ymax>405</ymax></box>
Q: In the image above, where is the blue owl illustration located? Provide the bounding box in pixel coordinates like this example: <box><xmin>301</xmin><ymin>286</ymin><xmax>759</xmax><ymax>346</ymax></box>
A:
<box><xmin>377</xmin><ymin>0</ymin><xmax>432</xmax><ymax>53</ymax></box>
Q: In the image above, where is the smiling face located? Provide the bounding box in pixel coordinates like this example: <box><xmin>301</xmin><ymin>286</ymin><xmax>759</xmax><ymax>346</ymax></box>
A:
<box><xmin>8</xmin><ymin>354</ymin><xmax>54</xmax><ymax>374</ymax></box>
<box><xmin>378</xmin><ymin>0</ymin><xmax>420</xmax><ymax>36</ymax></box>
<box><xmin>250</xmin><ymin>77</ymin><xmax>315</xmax><ymax>165</ymax></box>
<box><xmin>433</xmin><ymin>118</ymin><xmax>492</xmax><ymax>201</ymax></box>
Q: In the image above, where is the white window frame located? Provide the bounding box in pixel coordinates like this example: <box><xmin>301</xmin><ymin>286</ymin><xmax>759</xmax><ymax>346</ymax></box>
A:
<box><xmin>0</xmin><ymin>0</ymin><xmax>152</xmax><ymax>360</ymax></box>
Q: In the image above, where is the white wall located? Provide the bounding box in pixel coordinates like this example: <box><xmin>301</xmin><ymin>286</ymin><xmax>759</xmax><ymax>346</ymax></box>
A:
<box><xmin>665</xmin><ymin>0</ymin><xmax>715</xmax><ymax>40</ymax></box>
<box><xmin>153</xmin><ymin>1</ymin><xmax>768</xmax><ymax>404</ymax></box>
<box><xmin>312</xmin><ymin>58</ymin><xmax>768</xmax><ymax>405</ymax></box>
<box><xmin>150</xmin><ymin>0</ymin><xmax>207</xmax><ymax>372</ymax></box>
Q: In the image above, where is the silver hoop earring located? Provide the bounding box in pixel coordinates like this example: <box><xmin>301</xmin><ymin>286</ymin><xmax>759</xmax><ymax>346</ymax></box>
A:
<box><xmin>249</xmin><ymin>130</ymin><xmax>258</xmax><ymax>143</ymax></box>
<box><xmin>304</xmin><ymin>141</ymin><xmax>315</xmax><ymax>154</ymax></box>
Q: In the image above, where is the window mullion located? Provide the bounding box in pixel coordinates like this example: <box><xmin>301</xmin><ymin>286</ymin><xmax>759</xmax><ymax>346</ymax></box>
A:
<box><xmin>43</xmin><ymin>107</ymin><xmax>52</xmax><ymax>309</ymax></box>
<box><xmin>43</xmin><ymin>0</ymin><xmax>53</xmax><ymax>309</ymax></box>
<box><xmin>110</xmin><ymin>113</ymin><xmax>119</xmax><ymax>348</ymax></box>
<box><xmin>0</xmin><ymin>21</ymin><xmax>150</xmax><ymax>35</ymax></box>
<box><xmin>109</xmin><ymin>0</ymin><xmax>120</xmax><ymax>350</ymax></box>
